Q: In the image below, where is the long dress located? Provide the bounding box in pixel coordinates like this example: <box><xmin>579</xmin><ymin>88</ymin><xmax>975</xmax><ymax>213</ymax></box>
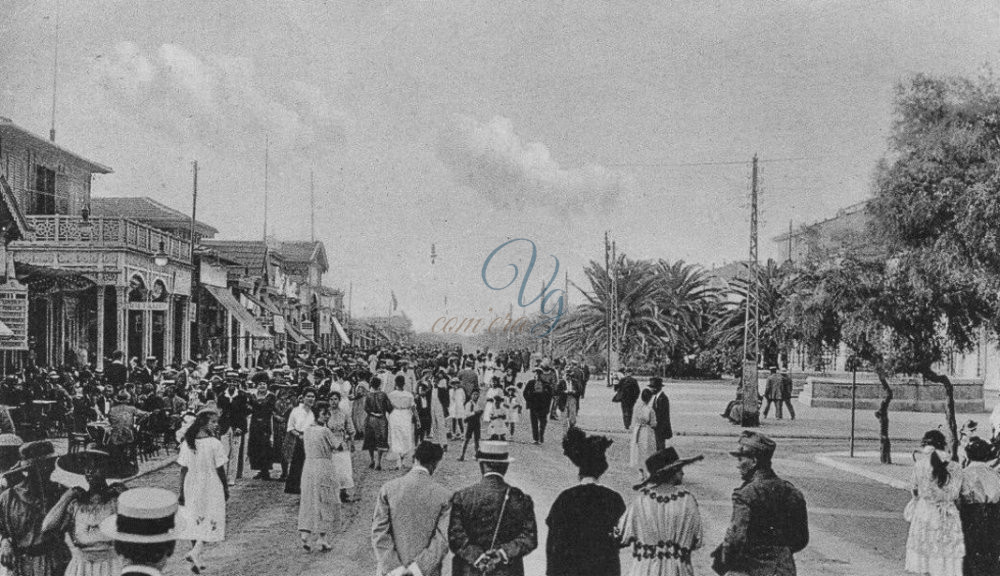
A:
<box><xmin>959</xmin><ymin>461</ymin><xmax>1000</xmax><ymax>576</ymax></box>
<box><xmin>547</xmin><ymin>482</ymin><xmax>627</xmax><ymax>576</ymax></box>
<box><xmin>177</xmin><ymin>437</ymin><xmax>228</xmax><ymax>542</ymax></box>
<box><xmin>616</xmin><ymin>483</ymin><xmax>704</xmax><ymax>576</ymax></box>
<box><xmin>449</xmin><ymin>387</ymin><xmax>467</xmax><ymax>422</ymax></box>
<box><xmin>905</xmin><ymin>449</ymin><xmax>965</xmax><ymax>576</ymax></box>
<box><xmin>362</xmin><ymin>391</ymin><xmax>393</xmax><ymax>452</ymax></box>
<box><xmin>429</xmin><ymin>381</ymin><xmax>448</xmax><ymax>446</ymax></box>
<box><xmin>285</xmin><ymin>405</ymin><xmax>315</xmax><ymax>495</ymax></box>
<box><xmin>629</xmin><ymin>402</ymin><xmax>657</xmax><ymax>471</ymax></box>
<box><xmin>248</xmin><ymin>392</ymin><xmax>275</xmax><ymax>471</ymax></box>
<box><xmin>297</xmin><ymin>424</ymin><xmax>341</xmax><ymax>534</ymax></box>
<box><xmin>327</xmin><ymin>408</ymin><xmax>356</xmax><ymax>490</ymax></box>
<box><xmin>350</xmin><ymin>381</ymin><xmax>370</xmax><ymax>438</ymax></box>
<box><xmin>63</xmin><ymin>497</ymin><xmax>123</xmax><ymax>576</ymax></box>
<box><xmin>387</xmin><ymin>390</ymin><xmax>415</xmax><ymax>458</ymax></box>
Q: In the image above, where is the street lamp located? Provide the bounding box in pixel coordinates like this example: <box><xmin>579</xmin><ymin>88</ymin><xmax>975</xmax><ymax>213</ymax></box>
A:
<box><xmin>153</xmin><ymin>240</ymin><xmax>169</xmax><ymax>267</ymax></box>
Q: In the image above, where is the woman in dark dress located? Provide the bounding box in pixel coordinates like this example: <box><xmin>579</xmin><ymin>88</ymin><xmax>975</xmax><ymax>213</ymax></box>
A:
<box><xmin>959</xmin><ymin>437</ymin><xmax>1000</xmax><ymax>576</ymax></box>
<box><xmin>547</xmin><ymin>426</ymin><xmax>626</xmax><ymax>576</ymax></box>
<box><xmin>248</xmin><ymin>379</ymin><xmax>276</xmax><ymax>480</ymax></box>
<box><xmin>272</xmin><ymin>388</ymin><xmax>293</xmax><ymax>480</ymax></box>
<box><xmin>362</xmin><ymin>377</ymin><xmax>393</xmax><ymax>470</ymax></box>
<box><xmin>414</xmin><ymin>380</ymin><xmax>432</xmax><ymax>444</ymax></box>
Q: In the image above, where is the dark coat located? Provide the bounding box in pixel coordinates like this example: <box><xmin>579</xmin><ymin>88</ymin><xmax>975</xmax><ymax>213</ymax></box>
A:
<box><xmin>218</xmin><ymin>390</ymin><xmax>250</xmax><ymax>435</ymax></box>
<box><xmin>617</xmin><ymin>376</ymin><xmax>640</xmax><ymax>408</ymax></box>
<box><xmin>651</xmin><ymin>391</ymin><xmax>672</xmax><ymax>442</ymax></box>
<box><xmin>248</xmin><ymin>392</ymin><xmax>275</xmax><ymax>469</ymax></box>
<box><xmin>711</xmin><ymin>468</ymin><xmax>809</xmax><ymax>576</ymax></box>
<box><xmin>105</xmin><ymin>362</ymin><xmax>128</xmax><ymax>389</ymax></box>
<box><xmin>522</xmin><ymin>379</ymin><xmax>552</xmax><ymax>413</ymax></box>
<box><xmin>780</xmin><ymin>374</ymin><xmax>794</xmax><ymax>400</ymax></box>
<box><xmin>546</xmin><ymin>483</ymin><xmax>625</xmax><ymax>576</ymax></box>
<box><xmin>764</xmin><ymin>374</ymin><xmax>783</xmax><ymax>400</ymax></box>
<box><xmin>449</xmin><ymin>474</ymin><xmax>537</xmax><ymax>576</ymax></box>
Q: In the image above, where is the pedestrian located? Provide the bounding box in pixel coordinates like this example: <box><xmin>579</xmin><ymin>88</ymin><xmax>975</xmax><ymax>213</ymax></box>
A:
<box><xmin>761</xmin><ymin>367</ymin><xmax>783</xmax><ymax>419</ymax></box>
<box><xmin>711</xmin><ymin>431</ymin><xmax>809</xmax><ymax>576</ymax></box>
<box><xmin>387</xmin><ymin>375</ymin><xmax>416</xmax><ymax>471</ymax></box>
<box><xmin>98</xmin><ymin>487</ymin><xmax>183</xmax><ymax>576</ymax></box>
<box><xmin>448</xmin><ymin>441</ymin><xmax>537</xmax><ymax>575</ymax></box>
<box><xmin>363</xmin><ymin>377</ymin><xmax>394</xmax><ymax>471</ymax></box>
<box><xmin>504</xmin><ymin>385</ymin><xmax>522</xmax><ymax>440</ymax></box>
<box><xmin>648</xmin><ymin>378</ymin><xmax>673</xmax><ymax>451</ymax></box>
<box><xmin>613</xmin><ymin>368</ymin><xmax>640</xmax><ymax>430</ymax></box>
<box><xmin>548</xmin><ymin>428</ymin><xmax>625</xmax><ymax>576</ymax></box>
<box><xmin>905</xmin><ymin>429</ymin><xmax>964</xmax><ymax>576</ymax></box>
<box><xmin>959</xmin><ymin>437</ymin><xmax>1000</xmax><ymax>576</ymax></box>
<box><xmin>0</xmin><ymin>441</ymin><xmax>71</xmax><ymax>576</ymax></box>
<box><xmin>523</xmin><ymin>368</ymin><xmax>553</xmax><ymax>444</ymax></box>
<box><xmin>40</xmin><ymin>450</ymin><xmax>126</xmax><ymax>576</ymax></box>
<box><xmin>272</xmin><ymin>387</ymin><xmax>293</xmax><ymax>481</ymax></box>
<box><xmin>415</xmin><ymin>381</ymin><xmax>432</xmax><ymax>444</ymax></box>
<box><xmin>458</xmin><ymin>389</ymin><xmax>482</xmax><ymax>462</ymax></box>
<box><xmin>285</xmin><ymin>389</ymin><xmax>317</xmax><ymax>494</ymax></box>
<box><xmin>429</xmin><ymin>373</ymin><xmax>449</xmax><ymax>449</ymax></box>
<box><xmin>217</xmin><ymin>374</ymin><xmax>249</xmax><ymax>486</ymax></box>
<box><xmin>327</xmin><ymin>391</ymin><xmax>359</xmax><ymax>503</ymax></box>
<box><xmin>372</xmin><ymin>441</ymin><xmax>452</xmax><ymax>576</ymax></box>
<box><xmin>298</xmin><ymin>401</ymin><xmax>340</xmax><ymax>552</ymax></box>
<box><xmin>989</xmin><ymin>390</ymin><xmax>1000</xmax><ymax>441</ymax></box>
<box><xmin>561</xmin><ymin>360</ymin><xmax>585</xmax><ymax>429</ymax></box>
<box><xmin>617</xmin><ymin>446</ymin><xmax>704</xmax><ymax>576</ymax></box>
<box><xmin>177</xmin><ymin>407</ymin><xmax>228</xmax><ymax>573</ymax></box>
<box><xmin>350</xmin><ymin>375</ymin><xmax>371</xmax><ymax>440</ymax></box>
<box><xmin>449</xmin><ymin>379</ymin><xmax>467</xmax><ymax>441</ymax></box>
<box><xmin>248</xmin><ymin>378</ymin><xmax>276</xmax><ymax>480</ymax></box>
<box><xmin>780</xmin><ymin>368</ymin><xmax>796</xmax><ymax>420</ymax></box>
<box><xmin>628</xmin><ymin>389</ymin><xmax>658</xmax><ymax>481</ymax></box>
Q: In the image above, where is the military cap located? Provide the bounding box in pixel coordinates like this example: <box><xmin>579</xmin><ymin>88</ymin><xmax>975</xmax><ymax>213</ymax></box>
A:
<box><xmin>729</xmin><ymin>430</ymin><xmax>776</xmax><ymax>459</ymax></box>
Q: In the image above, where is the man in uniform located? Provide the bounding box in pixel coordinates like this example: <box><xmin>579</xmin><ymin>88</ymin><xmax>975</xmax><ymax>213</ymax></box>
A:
<box><xmin>711</xmin><ymin>431</ymin><xmax>809</xmax><ymax>576</ymax></box>
<box><xmin>448</xmin><ymin>441</ymin><xmax>537</xmax><ymax>575</ymax></box>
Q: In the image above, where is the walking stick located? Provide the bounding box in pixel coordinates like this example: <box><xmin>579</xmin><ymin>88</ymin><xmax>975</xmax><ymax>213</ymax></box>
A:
<box><xmin>482</xmin><ymin>488</ymin><xmax>510</xmax><ymax>575</ymax></box>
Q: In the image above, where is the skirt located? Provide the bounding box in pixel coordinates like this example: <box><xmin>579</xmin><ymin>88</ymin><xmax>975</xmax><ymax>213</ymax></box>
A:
<box><xmin>298</xmin><ymin>458</ymin><xmax>340</xmax><ymax>534</ymax></box>
<box><xmin>388</xmin><ymin>411</ymin><xmax>414</xmax><ymax>456</ymax></box>
<box><xmin>284</xmin><ymin>437</ymin><xmax>306</xmax><ymax>494</ymax></box>
<box><xmin>332</xmin><ymin>450</ymin><xmax>354</xmax><ymax>489</ymax></box>
<box><xmin>363</xmin><ymin>415</ymin><xmax>389</xmax><ymax>451</ymax></box>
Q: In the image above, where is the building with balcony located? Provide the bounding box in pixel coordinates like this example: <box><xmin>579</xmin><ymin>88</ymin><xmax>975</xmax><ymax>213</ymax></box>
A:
<box><xmin>0</xmin><ymin>118</ymin><xmax>198</xmax><ymax>369</ymax></box>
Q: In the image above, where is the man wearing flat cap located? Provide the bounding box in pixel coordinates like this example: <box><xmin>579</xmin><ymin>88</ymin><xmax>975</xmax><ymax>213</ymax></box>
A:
<box><xmin>448</xmin><ymin>441</ymin><xmax>537</xmax><ymax>575</ymax></box>
<box><xmin>0</xmin><ymin>440</ymin><xmax>71</xmax><ymax>576</ymax></box>
<box><xmin>711</xmin><ymin>431</ymin><xmax>809</xmax><ymax>576</ymax></box>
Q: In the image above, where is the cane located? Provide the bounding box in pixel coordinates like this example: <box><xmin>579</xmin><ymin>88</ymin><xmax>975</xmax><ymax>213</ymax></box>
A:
<box><xmin>481</xmin><ymin>488</ymin><xmax>510</xmax><ymax>575</ymax></box>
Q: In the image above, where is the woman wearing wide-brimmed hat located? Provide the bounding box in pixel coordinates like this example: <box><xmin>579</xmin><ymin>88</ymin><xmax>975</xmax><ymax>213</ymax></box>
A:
<box><xmin>41</xmin><ymin>450</ymin><xmax>127</xmax><ymax>576</ymax></box>
<box><xmin>547</xmin><ymin>427</ymin><xmax>626</xmax><ymax>576</ymax></box>
<box><xmin>616</xmin><ymin>447</ymin><xmax>704</xmax><ymax>576</ymax></box>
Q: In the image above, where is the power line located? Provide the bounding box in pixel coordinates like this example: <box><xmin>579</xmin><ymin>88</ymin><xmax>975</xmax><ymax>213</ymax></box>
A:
<box><xmin>605</xmin><ymin>154</ymin><xmax>855</xmax><ymax>169</ymax></box>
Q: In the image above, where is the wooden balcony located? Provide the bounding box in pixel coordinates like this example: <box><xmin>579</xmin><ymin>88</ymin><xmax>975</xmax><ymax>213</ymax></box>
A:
<box><xmin>17</xmin><ymin>215</ymin><xmax>192</xmax><ymax>265</ymax></box>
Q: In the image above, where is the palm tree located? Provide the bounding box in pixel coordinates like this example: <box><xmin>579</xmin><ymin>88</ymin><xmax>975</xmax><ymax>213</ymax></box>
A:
<box><xmin>653</xmin><ymin>260</ymin><xmax>726</xmax><ymax>371</ymax></box>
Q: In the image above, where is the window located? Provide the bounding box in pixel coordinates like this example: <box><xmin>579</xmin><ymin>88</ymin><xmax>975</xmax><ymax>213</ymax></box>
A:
<box><xmin>33</xmin><ymin>165</ymin><xmax>56</xmax><ymax>214</ymax></box>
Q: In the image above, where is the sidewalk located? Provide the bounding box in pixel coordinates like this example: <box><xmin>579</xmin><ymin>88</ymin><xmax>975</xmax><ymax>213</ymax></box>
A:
<box><xmin>814</xmin><ymin>451</ymin><xmax>914</xmax><ymax>490</ymax></box>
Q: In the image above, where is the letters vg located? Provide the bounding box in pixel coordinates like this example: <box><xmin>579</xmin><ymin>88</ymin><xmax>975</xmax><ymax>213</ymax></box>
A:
<box><xmin>480</xmin><ymin>238</ymin><xmax>565</xmax><ymax>337</ymax></box>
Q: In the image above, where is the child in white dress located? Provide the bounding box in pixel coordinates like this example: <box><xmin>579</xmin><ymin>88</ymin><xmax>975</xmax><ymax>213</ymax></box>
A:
<box><xmin>483</xmin><ymin>395</ymin><xmax>508</xmax><ymax>440</ymax></box>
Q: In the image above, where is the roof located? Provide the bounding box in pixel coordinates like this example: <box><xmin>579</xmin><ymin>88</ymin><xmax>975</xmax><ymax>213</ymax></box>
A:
<box><xmin>0</xmin><ymin>117</ymin><xmax>112</xmax><ymax>174</ymax></box>
<box><xmin>201</xmin><ymin>240</ymin><xmax>275</xmax><ymax>270</ymax></box>
<box><xmin>266</xmin><ymin>238</ymin><xmax>328</xmax><ymax>271</ymax></box>
<box><xmin>317</xmin><ymin>285</ymin><xmax>343</xmax><ymax>297</ymax></box>
<box><xmin>90</xmin><ymin>197</ymin><xmax>218</xmax><ymax>236</ymax></box>
<box><xmin>706</xmin><ymin>261</ymin><xmax>750</xmax><ymax>282</ymax></box>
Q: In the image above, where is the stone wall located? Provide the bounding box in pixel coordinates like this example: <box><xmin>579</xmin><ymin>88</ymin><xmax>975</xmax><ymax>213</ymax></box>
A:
<box><xmin>799</xmin><ymin>372</ymin><xmax>985</xmax><ymax>413</ymax></box>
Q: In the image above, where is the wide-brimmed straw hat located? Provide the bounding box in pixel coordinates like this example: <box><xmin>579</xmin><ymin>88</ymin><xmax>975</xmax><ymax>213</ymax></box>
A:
<box><xmin>99</xmin><ymin>487</ymin><xmax>186</xmax><ymax>543</ymax></box>
<box><xmin>634</xmin><ymin>447</ymin><xmax>703</xmax><ymax>490</ymax></box>
<box><xmin>476</xmin><ymin>440</ymin><xmax>515</xmax><ymax>464</ymax></box>
<box><xmin>52</xmin><ymin>450</ymin><xmax>134</xmax><ymax>488</ymax></box>
<box><xmin>3</xmin><ymin>440</ymin><xmax>57</xmax><ymax>477</ymax></box>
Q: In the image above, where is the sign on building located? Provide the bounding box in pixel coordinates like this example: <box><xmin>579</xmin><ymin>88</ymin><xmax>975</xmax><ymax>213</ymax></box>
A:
<box><xmin>0</xmin><ymin>280</ymin><xmax>29</xmax><ymax>350</ymax></box>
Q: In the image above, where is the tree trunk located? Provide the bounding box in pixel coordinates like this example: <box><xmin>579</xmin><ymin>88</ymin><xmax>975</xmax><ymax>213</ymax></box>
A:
<box><xmin>922</xmin><ymin>369</ymin><xmax>960</xmax><ymax>460</ymax></box>
<box><xmin>874</xmin><ymin>368</ymin><xmax>893</xmax><ymax>464</ymax></box>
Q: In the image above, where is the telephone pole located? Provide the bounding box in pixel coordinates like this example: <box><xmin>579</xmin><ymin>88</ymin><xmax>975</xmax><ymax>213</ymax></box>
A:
<box><xmin>741</xmin><ymin>154</ymin><xmax>761</xmax><ymax>427</ymax></box>
<box><xmin>310</xmin><ymin>171</ymin><xmax>315</xmax><ymax>243</ymax></box>
<box><xmin>263</xmin><ymin>135</ymin><xmax>269</xmax><ymax>241</ymax></box>
<box><xmin>49</xmin><ymin>0</ymin><xmax>60</xmax><ymax>142</ymax></box>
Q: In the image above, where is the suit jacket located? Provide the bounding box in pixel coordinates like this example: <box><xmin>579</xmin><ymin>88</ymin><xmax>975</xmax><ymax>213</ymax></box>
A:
<box><xmin>449</xmin><ymin>474</ymin><xmax>537</xmax><ymax>576</ymax></box>
<box><xmin>617</xmin><ymin>377</ymin><xmax>640</xmax><ymax>408</ymax></box>
<box><xmin>105</xmin><ymin>362</ymin><xmax>128</xmax><ymax>388</ymax></box>
<box><xmin>652</xmin><ymin>391</ymin><xmax>673</xmax><ymax>441</ymax></box>
<box><xmin>372</xmin><ymin>467</ymin><xmax>452</xmax><ymax>576</ymax></box>
<box><xmin>218</xmin><ymin>391</ymin><xmax>250</xmax><ymax>435</ymax></box>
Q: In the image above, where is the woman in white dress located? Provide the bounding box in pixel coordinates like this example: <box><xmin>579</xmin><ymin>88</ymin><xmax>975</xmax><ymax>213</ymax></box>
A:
<box><xmin>387</xmin><ymin>375</ymin><xmax>416</xmax><ymax>470</ymax></box>
<box><xmin>449</xmin><ymin>381</ymin><xmax>467</xmax><ymax>440</ymax></box>
<box><xmin>616</xmin><ymin>447</ymin><xmax>704</xmax><ymax>576</ymax></box>
<box><xmin>177</xmin><ymin>407</ymin><xmax>228</xmax><ymax>573</ymax></box>
<box><xmin>628</xmin><ymin>389</ymin><xmax>658</xmax><ymax>480</ymax></box>
<box><xmin>905</xmin><ymin>429</ymin><xmax>965</xmax><ymax>576</ymax></box>
<box><xmin>429</xmin><ymin>373</ymin><xmax>449</xmax><ymax>449</ymax></box>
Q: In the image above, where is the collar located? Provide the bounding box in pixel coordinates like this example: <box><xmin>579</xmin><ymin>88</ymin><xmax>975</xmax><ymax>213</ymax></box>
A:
<box><xmin>484</xmin><ymin>472</ymin><xmax>506</xmax><ymax>481</ymax></box>
<box><xmin>224</xmin><ymin>389</ymin><xmax>238</xmax><ymax>400</ymax></box>
<box><xmin>121</xmin><ymin>566</ymin><xmax>161</xmax><ymax>576</ymax></box>
<box><xmin>579</xmin><ymin>477</ymin><xmax>597</xmax><ymax>485</ymax></box>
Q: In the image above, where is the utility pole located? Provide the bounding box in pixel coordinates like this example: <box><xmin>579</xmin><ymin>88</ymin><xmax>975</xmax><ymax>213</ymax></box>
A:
<box><xmin>263</xmin><ymin>135</ymin><xmax>269</xmax><ymax>242</ymax></box>
<box><xmin>310</xmin><ymin>170</ymin><xmax>315</xmax><ymax>243</ymax></box>
<box><xmin>189</xmin><ymin>161</ymin><xmax>199</xmax><ymax>358</ymax></box>
<box><xmin>741</xmin><ymin>155</ymin><xmax>761</xmax><ymax>427</ymax></box>
<box><xmin>787</xmin><ymin>220</ymin><xmax>793</xmax><ymax>263</ymax></box>
<box><xmin>605</xmin><ymin>232</ymin><xmax>612</xmax><ymax>388</ymax></box>
<box><xmin>49</xmin><ymin>0</ymin><xmax>60</xmax><ymax>142</ymax></box>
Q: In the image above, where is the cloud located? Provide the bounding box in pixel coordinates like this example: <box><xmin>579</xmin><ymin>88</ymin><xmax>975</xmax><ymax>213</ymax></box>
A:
<box><xmin>436</xmin><ymin>114</ymin><xmax>623</xmax><ymax>211</ymax></box>
<box><xmin>94</xmin><ymin>42</ymin><xmax>348</xmax><ymax>155</ymax></box>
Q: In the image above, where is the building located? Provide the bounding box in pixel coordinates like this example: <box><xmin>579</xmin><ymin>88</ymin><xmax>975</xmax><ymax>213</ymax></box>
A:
<box><xmin>0</xmin><ymin>118</ymin><xmax>197</xmax><ymax>369</ymax></box>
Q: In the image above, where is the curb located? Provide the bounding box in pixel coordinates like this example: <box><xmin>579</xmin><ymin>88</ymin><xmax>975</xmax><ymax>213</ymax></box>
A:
<box><xmin>579</xmin><ymin>426</ymin><xmax>914</xmax><ymax>442</ymax></box>
<box><xmin>813</xmin><ymin>453</ymin><xmax>909</xmax><ymax>490</ymax></box>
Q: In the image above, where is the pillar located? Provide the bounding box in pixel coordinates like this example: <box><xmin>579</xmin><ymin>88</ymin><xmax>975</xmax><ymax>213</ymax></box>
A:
<box><xmin>180</xmin><ymin>297</ymin><xmax>191</xmax><ymax>363</ymax></box>
<box><xmin>164</xmin><ymin>296</ymin><xmax>174</xmax><ymax>366</ymax></box>
<box><xmin>96</xmin><ymin>285</ymin><xmax>106</xmax><ymax>367</ymax></box>
<box><xmin>46</xmin><ymin>298</ymin><xmax>54</xmax><ymax>367</ymax></box>
<box><xmin>142</xmin><ymin>309</ymin><xmax>152</xmax><ymax>364</ymax></box>
<box><xmin>225</xmin><ymin>306</ymin><xmax>233</xmax><ymax>367</ymax></box>
<box><xmin>117</xmin><ymin>287</ymin><xmax>128</xmax><ymax>361</ymax></box>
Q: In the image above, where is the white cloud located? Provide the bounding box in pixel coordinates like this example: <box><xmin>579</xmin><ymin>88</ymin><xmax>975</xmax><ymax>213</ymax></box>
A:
<box><xmin>436</xmin><ymin>114</ymin><xmax>624</xmax><ymax>211</ymax></box>
<box><xmin>94</xmin><ymin>42</ymin><xmax>348</xmax><ymax>155</ymax></box>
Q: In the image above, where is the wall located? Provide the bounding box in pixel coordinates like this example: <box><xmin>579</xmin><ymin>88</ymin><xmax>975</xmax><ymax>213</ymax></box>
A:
<box><xmin>0</xmin><ymin>134</ymin><xmax>91</xmax><ymax>216</ymax></box>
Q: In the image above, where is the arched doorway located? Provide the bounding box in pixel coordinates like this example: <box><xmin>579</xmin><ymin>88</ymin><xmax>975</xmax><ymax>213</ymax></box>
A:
<box><xmin>127</xmin><ymin>275</ymin><xmax>147</xmax><ymax>362</ymax></box>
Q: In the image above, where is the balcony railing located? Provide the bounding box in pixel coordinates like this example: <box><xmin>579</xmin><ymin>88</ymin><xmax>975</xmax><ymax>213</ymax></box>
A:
<box><xmin>20</xmin><ymin>215</ymin><xmax>192</xmax><ymax>265</ymax></box>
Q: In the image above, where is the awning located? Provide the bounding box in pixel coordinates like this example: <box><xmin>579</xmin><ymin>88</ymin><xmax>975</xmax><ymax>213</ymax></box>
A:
<box><xmin>203</xmin><ymin>285</ymin><xmax>271</xmax><ymax>339</ymax></box>
<box><xmin>0</xmin><ymin>321</ymin><xmax>13</xmax><ymax>337</ymax></box>
<box><xmin>331</xmin><ymin>317</ymin><xmax>350</xmax><ymax>345</ymax></box>
<box><xmin>244</xmin><ymin>292</ymin><xmax>282</xmax><ymax>316</ymax></box>
<box><xmin>285</xmin><ymin>322</ymin><xmax>315</xmax><ymax>346</ymax></box>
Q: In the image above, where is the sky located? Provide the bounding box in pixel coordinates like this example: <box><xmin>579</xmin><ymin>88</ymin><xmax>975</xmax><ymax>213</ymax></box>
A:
<box><xmin>1</xmin><ymin>0</ymin><xmax>998</xmax><ymax>332</ymax></box>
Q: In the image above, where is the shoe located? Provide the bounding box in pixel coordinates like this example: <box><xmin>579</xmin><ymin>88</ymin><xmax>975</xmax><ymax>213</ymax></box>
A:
<box><xmin>228</xmin><ymin>481</ymin><xmax>236</xmax><ymax>487</ymax></box>
<box><xmin>300</xmin><ymin>534</ymin><xmax>312</xmax><ymax>552</ymax></box>
<box><xmin>532</xmin><ymin>441</ymin><xmax>539</xmax><ymax>445</ymax></box>
<box><xmin>317</xmin><ymin>539</ymin><xmax>332</xmax><ymax>552</ymax></box>
<box><xmin>369</xmin><ymin>462</ymin><xmax>375</xmax><ymax>469</ymax></box>
<box><xmin>375</xmin><ymin>465</ymin><xmax>382</xmax><ymax>471</ymax></box>
<box><xmin>185</xmin><ymin>555</ymin><xmax>206</xmax><ymax>574</ymax></box>
<box><xmin>457</xmin><ymin>456</ymin><xmax>465</xmax><ymax>461</ymax></box>
<box><xmin>253</xmin><ymin>472</ymin><xmax>271</xmax><ymax>480</ymax></box>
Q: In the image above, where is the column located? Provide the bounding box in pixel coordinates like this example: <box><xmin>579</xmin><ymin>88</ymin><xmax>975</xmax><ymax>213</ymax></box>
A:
<box><xmin>96</xmin><ymin>286</ymin><xmax>106</xmax><ymax>367</ymax></box>
<box><xmin>164</xmin><ymin>296</ymin><xmax>175</xmax><ymax>365</ymax></box>
<box><xmin>225</xmin><ymin>307</ymin><xmax>233</xmax><ymax>367</ymax></box>
<box><xmin>180</xmin><ymin>297</ymin><xmax>191</xmax><ymax>363</ymax></box>
<box><xmin>142</xmin><ymin>309</ymin><xmax>153</xmax><ymax>363</ymax></box>
<box><xmin>117</xmin><ymin>286</ymin><xmax>128</xmax><ymax>359</ymax></box>
<box><xmin>46</xmin><ymin>299</ymin><xmax>54</xmax><ymax>367</ymax></box>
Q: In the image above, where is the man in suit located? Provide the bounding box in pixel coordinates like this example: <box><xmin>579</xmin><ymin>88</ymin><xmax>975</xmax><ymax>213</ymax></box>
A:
<box><xmin>562</xmin><ymin>360</ymin><xmax>586</xmax><ymax>429</ymax></box>
<box><xmin>761</xmin><ymin>367</ymin><xmax>784</xmax><ymax>419</ymax></box>
<box><xmin>780</xmin><ymin>368</ymin><xmax>796</xmax><ymax>420</ymax></box>
<box><xmin>615</xmin><ymin>368</ymin><xmax>641</xmax><ymax>429</ymax></box>
<box><xmin>217</xmin><ymin>372</ymin><xmax>250</xmax><ymax>485</ymax></box>
<box><xmin>649</xmin><ymin>377</ymin><xmax>673</xmax><ymax>450</ymax></box>
<box><xmin>449</xmin><ymin>441</ymin><xmax>537</xmax><ymax>576</ymax></box>
<box><xmin>104</xmin><ymin>350</ymin><xmax>128</xmax><ymax>390</ymax></box>
<box><xmin>522</xmin><ymin>369</ymin><xmax>553</xmax><ymax>444</ymax></box>
<box><xmin>372</xmin><ymin>441</ymin><xmax>451</xmax><ymax>576</ymax></box>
